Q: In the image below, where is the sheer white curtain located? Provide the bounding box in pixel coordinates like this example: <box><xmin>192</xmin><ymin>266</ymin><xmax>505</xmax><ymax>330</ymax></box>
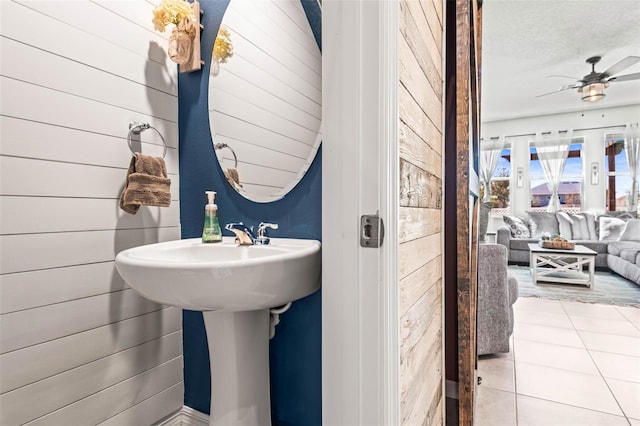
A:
<box><xmin>624</xmin><ymin>123</ymin><xmax>640</xmax><ymax>212</ymax></box>
<box><xmin>534</xmin><ymin>130</ymin><xmax>573</xmax><ymax>212</ymax></box>
<box><xmin>479</xmin><ymin>137</ymin><xmax>505</xmax><ymax>202</ymax></box>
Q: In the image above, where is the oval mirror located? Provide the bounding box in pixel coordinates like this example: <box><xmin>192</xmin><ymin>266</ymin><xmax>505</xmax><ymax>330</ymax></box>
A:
<box><xmin>208</xmin><ymin>0</ymin><xmax>322</xmax><ymax>203</ymax></box>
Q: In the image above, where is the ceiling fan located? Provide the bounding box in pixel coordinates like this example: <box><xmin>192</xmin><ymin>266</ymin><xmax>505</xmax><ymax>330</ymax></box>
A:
<box><xmin>537</xmin><ymin>55</ymin><xmax>640</xmax><ymax>102</ymax></box>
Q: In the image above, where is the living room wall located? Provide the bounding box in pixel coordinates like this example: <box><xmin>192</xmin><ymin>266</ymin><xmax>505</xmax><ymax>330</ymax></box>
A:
<box><xmin>482</xmin><ymin>104</ymin><xmax>640</xmax><ymax>231</ymax></box>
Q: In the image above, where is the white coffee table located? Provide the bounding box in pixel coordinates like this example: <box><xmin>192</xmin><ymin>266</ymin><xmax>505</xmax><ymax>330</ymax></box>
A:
<box><xmin>528</xmin><ymin>243</ymin><xmax>597</xmax><ymax>288</ymax></box>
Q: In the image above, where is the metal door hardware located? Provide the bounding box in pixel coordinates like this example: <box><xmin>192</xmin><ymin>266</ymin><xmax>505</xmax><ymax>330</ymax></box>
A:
<box><xmin>360</xmin><ymin>214</ymin><xmax>384</xmax><ymax>248</ymax></box>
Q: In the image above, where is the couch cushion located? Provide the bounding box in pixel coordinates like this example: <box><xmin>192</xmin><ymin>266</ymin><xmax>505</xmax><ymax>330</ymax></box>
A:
<box><xmin>619</xmin><ymin>219</ymin><xmax>640</xmax><ymax>242</ymax></box>
<box><xmin>620</xmin><ymin>248</ymin><xmax>640</xmax><ymax>264</ymax></box>
<box><xmin>574</xmin><ymin>240</ymin><xmax>608</xmax><ymax>255</ymax></box>
<box><xmin>526</xmin><ymin>211</ymin><xmax>560</xmax><ymax>238</ymax></box>
<box><xmin>507</xmin><ymin>274</ymin><xmax>518</xmax><ymax>305</ymax></box>
<box><xmin>503</xmin><ymin>215</ymin><xmax>531</xmax><ymax>238</ymax></box>
<box><xmin>607</xmin><ymin>240</ymin><xmax>640</xmax><ymax>256</ymax></box>
<box><xmin>510</xmin><ymin>238</ymin><xmax>537</xmax><ymax>251</ymax></box>
<box><xmin>599</xmin><ymin>216</ymin><xmax>626</xmax><ymax>241</ymax></box>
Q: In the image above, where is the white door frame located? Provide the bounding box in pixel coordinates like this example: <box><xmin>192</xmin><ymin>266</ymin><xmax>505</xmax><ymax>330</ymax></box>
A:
<box><xmin>322</xmin><ymin>0</ymin><xmax>399</xmax><ymax>425</ymax></box>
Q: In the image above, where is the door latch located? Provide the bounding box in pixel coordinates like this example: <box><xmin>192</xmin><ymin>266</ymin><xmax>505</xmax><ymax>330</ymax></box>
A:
<box><xmin>360</xmin><ymin>214</ymin><xmax>384</xmax><ymax>248</ymax></box>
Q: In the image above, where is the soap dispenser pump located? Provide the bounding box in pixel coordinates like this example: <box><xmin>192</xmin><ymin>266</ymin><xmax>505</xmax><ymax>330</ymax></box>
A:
<box><xmin>202</xmin><ymin>191</ymin><xmax>222</xmax><ymax>243</ymax></box>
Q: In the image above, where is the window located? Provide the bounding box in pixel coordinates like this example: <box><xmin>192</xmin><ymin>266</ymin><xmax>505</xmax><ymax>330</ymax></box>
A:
<box><xmin>488</xmin><ymin>147</ymin><xmax>511</xmax><ymax>215</ymax></box>
<box><xmin>529</xmin><ymin>142</ymin><xmax>583</xmax><ymax>212</ymax></box>
<box><xmin>605</xmin><ymin>134</ymin><xmax>637</xmax><ymax>212</ymax></box>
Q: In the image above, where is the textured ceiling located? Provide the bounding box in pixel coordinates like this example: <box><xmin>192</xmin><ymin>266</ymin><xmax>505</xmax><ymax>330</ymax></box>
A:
<box><xmin>481</xmin><ymin>0</ymin><xmax>640</xmax><ymax>122</ymax></box>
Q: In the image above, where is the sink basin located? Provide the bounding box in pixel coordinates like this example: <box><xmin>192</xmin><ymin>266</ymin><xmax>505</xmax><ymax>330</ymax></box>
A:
<box><xmin>115</xmin><ymin>236</ymin><xmax>321</xmax><ymax>312</ymax></box>
<box><xmin>115</xmin><ymin>236</ymin><xmax>321</xmax><ymax>426</ymax></box>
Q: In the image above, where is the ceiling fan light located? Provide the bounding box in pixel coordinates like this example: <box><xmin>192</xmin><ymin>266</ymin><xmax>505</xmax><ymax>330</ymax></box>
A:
<box><xmin>581</xmin><ymin>82</ymin><xmax>606</xmax><ymax>102</ymax></box>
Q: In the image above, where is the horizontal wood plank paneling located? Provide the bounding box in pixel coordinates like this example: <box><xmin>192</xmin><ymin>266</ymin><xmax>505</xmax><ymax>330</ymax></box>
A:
<box><xmin>97</xmin><ymin>383</ymin><xmax>184</xmax><ymax>426</ymax></box>
<box><xmin>401</xmin><ymin>317</ymin><xmax>442</xmax><ymax>425</ymax></box>
<box><xmin>0</xmin><ymin>307</ymin><xmax>181</xmax><ymax>393</ymax></box>
<box><xmin>12</xmin><ymin>0</ymin><xmax>173</xmax><ymax>68</ymax></box>
<box><xmin>400</xmin><ymin>255</ymin><xmax>442</xmax><ymax>313</ymax></box>
<box><xmin>1</xmin><ymin>77</ymin><xmax>177</xmax><ymax>148</ymax></box>
<box><xmin>0</xmin><ymin>262</ymin><xmax>127</xmax><ymax>314</ymax></box>
<box><xmin>0</xmin><ymin>1</ymin><xmax>177</xmax><ymax>94</ymax></box>
<box><xmin>399</xmin><ymin>13</ymin><xmax>440</xmax><ymax>114</ymax></box>
<box><xmin>0</xmin><ymin>117</ymin><xmax>178</xmax><ymax>173</ymax></box>
<box><xmin>401</xmin><ymin>0</ymin><xmax>441</xmax><ymax>79</ymax></box>
<box><xmin>399</xmin><ymin>207</ymin><xmax>441</xmax><ymax>243</ymax></box>
<box><xmin>0</xmin><ymin>289</ymin><xmax>164</xmax><ymax>354</ymax></box>
<box><xmin>400</xmin><ymin>280</ymin><xmax>441</xmax><ymax>353</ymax></box>
<box><xmin>0</xmin><ymin>227</ymin><xmax>180</xmax><ymax>274</ymax></box>
<box><xmin>399</xmin><ymin>121</ymin><xmax>442</xmax><ymax>174</ymax></box>
<box><xmin>0</xmin><ymin>1</ymin><xmax>182</xmax><ymax>423</ymax></box>
<box><xmin>399</xmin><ymin>233</ymin><xmax>441</xmax><ymax>280</ymax></box>
<box><xmin>400</xmin><ymin>158</ymin><xmax>442</xmax><ymax>209</ymax></box>
<box><xmin>1</xmin><ymin>332</ymin><xmax>182</xmax><ymax>425</ymax></box>
<box><xmin>399</xmin><ymin>1</ymin><xmax>442</xmax><ymax>101</ymax></box>
<box><xmin>24</xmin><ymin>357</ymin><xmax>183</xmax><ymax>426</ymax></box>
<box><xmin>2</xmin><ymin>37</ymin><xmax>177</xmax><ymax>121</ymax></box>
<box><xmin>398</xmin><ymin>1</ymin><xmax>444</xmax><ymax>423</ymax></box>
<box><xmin>0</xmin><ymin>156</ymin><xmax>179</xmax><ymax>200</ymax></box>
<box><xmin>1</xmin><ymin>196</ymin><xmax>180</xmax><ymax>236</ymax></box>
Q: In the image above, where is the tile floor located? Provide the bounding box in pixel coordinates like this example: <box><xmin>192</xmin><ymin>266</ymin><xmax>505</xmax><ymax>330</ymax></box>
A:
<box><xmin>476</xmin><ymin>297</ymin><xmax>640</xmax><ymax>426</ymax></box>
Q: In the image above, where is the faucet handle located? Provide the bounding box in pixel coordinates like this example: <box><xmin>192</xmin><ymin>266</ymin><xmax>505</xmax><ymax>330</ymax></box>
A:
<box><xmin>256</xmin><ymin>222</ymin><xmax>278</xmax><ymax>244</ymax></box>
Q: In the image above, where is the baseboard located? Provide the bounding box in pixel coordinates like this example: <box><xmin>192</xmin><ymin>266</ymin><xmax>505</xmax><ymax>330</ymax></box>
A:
<box><xmin>156</xmin><ymin>406</ymin><xmax>210</xmax><ymax>426</ymax></box>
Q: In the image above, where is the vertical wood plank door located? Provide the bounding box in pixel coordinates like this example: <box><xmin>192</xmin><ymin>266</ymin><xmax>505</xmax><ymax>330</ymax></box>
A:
<box><xmin>444</xmin><ymin>0</ymin><xmax>482</xmax><ymax>424</ymax></box>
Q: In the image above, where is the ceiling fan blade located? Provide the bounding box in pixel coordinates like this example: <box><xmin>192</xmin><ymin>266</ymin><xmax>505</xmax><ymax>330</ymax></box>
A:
<box><xmin>535</xmin><ymin>85</ymin><xmax>577</xmax><ymax>98</ymax></box>
<box><xmin>603</xmin><ymin>56</ymin><xmax>640</xmax><ymax>77</ymax></box>
<box><xmin>608</xmin><ymin>72</ymin><xmax>640</xmax><ymax>82</ymax></box>
<box><xmin>546</xmin><ymin>74</ymin><xmax>579</xmax><ymax>80</ymax></box>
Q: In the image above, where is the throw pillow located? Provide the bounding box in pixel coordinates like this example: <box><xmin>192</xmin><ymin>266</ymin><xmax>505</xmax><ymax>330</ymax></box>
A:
<box><xmin>619</xmin><ymin>219</ymin><xmax>640</xmax><ymax>242</ymax></box>
<box><xmin>503</xmin><ymin>215</ymin><xmax>531</xmax><ymax>238</ymax></box>
<box><xmin>607</xmin><ymin>211</ymin><xmax>638</xmax><ymax>220</ymax></box>
<box><xmin>599</xmin><ymin>216</ymin><xmax>626</xmax><ymax>241</ymax></box>
<box><xmin>570</xmin><ymin>214</ymin><xmax>590</xmax><ymax>240</ymax></box>
<box><xmin>526</xmin><ymin>211</ymin><xmax>559</xmax><ymax>238</ymax></box>
<box><xmin>556</xmin><ymin>211</ymin><xmax>574</xmax><ymax>239</ymax></box>
<box><xmin>579</xmin><ymin>212</ymin><xmax>598</xmax><ymax>240</ymax></box>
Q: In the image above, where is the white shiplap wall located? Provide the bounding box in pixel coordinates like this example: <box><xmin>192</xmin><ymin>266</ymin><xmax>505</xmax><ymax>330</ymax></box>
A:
<box><xmin>0</xmin><ymin>1</ymin><xmax>183</xmax><ymax>425</ymax></box>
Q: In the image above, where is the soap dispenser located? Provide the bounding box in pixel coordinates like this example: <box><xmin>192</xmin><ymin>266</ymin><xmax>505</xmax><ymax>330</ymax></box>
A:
<box><xmin>202</xmin><ymin>191</ymin><xmax>222</xmax><ymax>243</ymax></box>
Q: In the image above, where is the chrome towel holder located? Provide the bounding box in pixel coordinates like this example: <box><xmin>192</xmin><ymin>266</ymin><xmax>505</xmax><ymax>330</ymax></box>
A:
<box><xmin>128</xmin><ymin>122</ymin><xmax>168</xmax><ymax>159</ymax></box>
<box><xmin>214</xmin><ymin>142</ymin><xmax>238</xmax><ymax>168</ymax></box>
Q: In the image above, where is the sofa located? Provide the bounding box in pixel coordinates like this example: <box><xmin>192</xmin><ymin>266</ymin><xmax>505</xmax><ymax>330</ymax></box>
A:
<box><xmin>496</xmin><ymin>211</ymin><xmax>640</xmax><ymax>285</ymax></box>
<box><xmin>477</xmin><ymin>244</ymin><xmax>519</xmax><ymax>356</ymax></box>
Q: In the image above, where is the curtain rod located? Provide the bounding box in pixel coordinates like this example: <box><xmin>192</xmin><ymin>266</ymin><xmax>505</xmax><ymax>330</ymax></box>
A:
<box><xmin>482</xmin><ymin>124</ymin><xmax>631</xmax><ymax>141</ymax></box>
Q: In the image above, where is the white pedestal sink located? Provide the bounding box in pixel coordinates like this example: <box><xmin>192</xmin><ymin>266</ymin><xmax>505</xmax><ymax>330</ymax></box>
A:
<box><xmin>115</xmin><ymin>237</ymin><xmax>321</xmax><ymax>426</ymax></box>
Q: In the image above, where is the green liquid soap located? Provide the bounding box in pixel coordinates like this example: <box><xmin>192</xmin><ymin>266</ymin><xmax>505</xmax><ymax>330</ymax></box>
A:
<box><xmin>202</xmin><ymin>191</ymin><xmax>222</xmax><ymax>243</ymax></box>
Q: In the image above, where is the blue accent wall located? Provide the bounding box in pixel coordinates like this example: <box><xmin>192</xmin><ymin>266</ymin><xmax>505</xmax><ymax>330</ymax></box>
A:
<box><xmin>177</xmin><ymin>1</ymin><xmax>322</xmax><ymax>424</ymax></box>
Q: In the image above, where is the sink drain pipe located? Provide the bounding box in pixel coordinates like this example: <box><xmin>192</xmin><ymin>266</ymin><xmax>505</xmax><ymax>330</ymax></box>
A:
<box><xmin>269</xmin><ymin>302</ymin><xmax>292</xmax><ymax>339</ymax></box>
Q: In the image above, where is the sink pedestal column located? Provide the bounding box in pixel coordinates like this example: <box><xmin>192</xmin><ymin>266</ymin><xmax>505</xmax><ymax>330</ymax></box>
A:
<box><xmin>202</xmin><ymin>309</ymin><xmax>271</xmax><ymax>426</ymax></box>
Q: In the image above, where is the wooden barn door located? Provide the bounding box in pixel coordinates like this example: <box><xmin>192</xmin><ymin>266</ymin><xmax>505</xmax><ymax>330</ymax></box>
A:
<box><xmin>444</xmin><ymin>0</ymin><xmax>482</xmax><ymax>424</ymax></box>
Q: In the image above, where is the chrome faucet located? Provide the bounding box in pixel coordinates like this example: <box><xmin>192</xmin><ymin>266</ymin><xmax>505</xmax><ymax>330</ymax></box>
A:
<box><xmin>225</xmin><ymin>222</ymin><xmax>279</xmax><ymax>245</ymax></box>
<box><xmin>225</xmin><ymin>222</ymin><xmax>256</xmax><ymax>245</ymax></box>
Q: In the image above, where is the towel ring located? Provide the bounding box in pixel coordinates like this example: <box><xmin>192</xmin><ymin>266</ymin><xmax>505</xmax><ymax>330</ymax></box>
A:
<box><xmin>127</xmin><ymin>122</ymin><xmax>168</xmax><ymax>159</ymax></box>
<box><xmin>214</xmin><ymin>142</ymin><xmax>238</xmax><ymax>168</ymax></box>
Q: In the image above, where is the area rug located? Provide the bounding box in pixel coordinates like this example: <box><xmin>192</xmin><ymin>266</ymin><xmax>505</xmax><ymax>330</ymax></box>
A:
<box><xmin>508</xmin><ymin>265</ymin><xmax>640</xmax><ymax>307</ymax></box>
